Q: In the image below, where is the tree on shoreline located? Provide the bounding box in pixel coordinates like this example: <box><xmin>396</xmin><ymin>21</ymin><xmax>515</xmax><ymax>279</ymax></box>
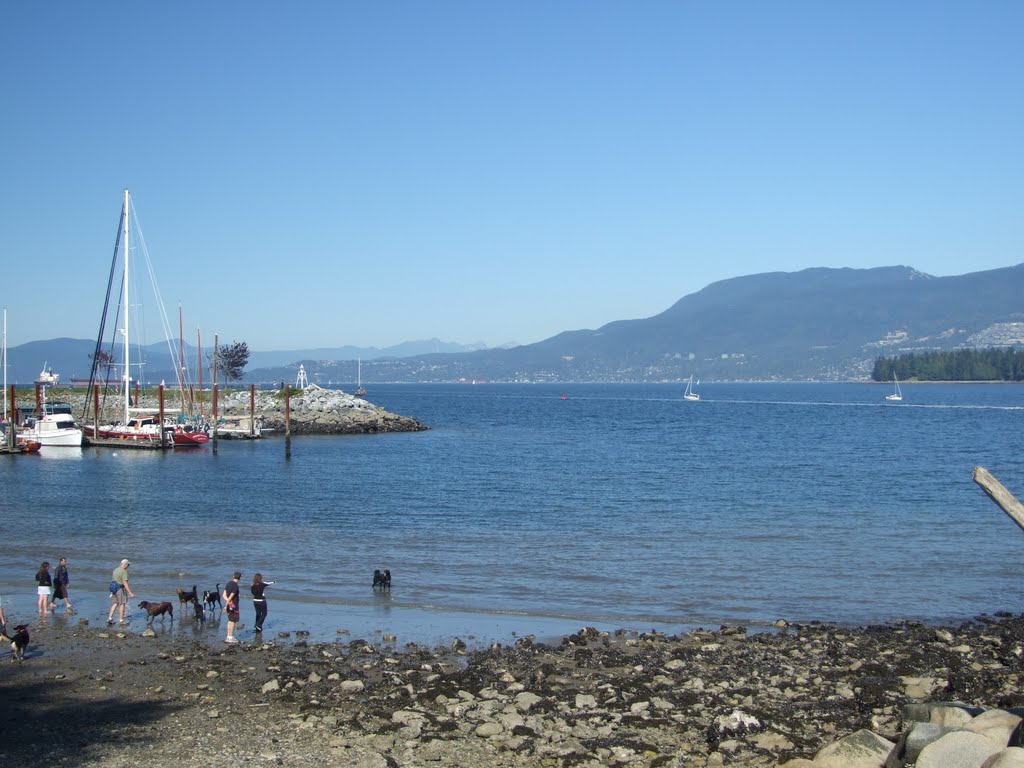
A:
<box><xmin>214</xmin><ymin>341</ymin><xmax>250</xmax><ymax>382</ymax></box>
<box><xmin>873</xmin><ymin>348</ymin><xmax>1024</xmax><ymax>382</ymax></box>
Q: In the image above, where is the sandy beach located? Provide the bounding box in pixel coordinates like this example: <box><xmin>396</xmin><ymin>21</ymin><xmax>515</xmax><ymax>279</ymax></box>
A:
<box><xmin>3</xmin><ymin>608</ymin><xmax>1024</xmax><ymax>767</ymax></box>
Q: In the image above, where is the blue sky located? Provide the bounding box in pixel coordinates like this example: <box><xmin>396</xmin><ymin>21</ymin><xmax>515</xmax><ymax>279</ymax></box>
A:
<box><xmin>2</xmin><ymin>2</ymin><xmax>1021</xmax><ymax>351</ymax></box>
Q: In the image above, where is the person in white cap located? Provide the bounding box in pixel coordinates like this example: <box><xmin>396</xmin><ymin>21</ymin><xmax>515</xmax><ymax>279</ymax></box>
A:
<box><xmin>107</xmin><ymin>558</ymin><xmax>135</xmax><ymax>625</ymax></box>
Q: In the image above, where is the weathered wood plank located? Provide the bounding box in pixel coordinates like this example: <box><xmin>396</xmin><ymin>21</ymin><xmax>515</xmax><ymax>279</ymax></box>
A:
<box><xmin>973</xmin><ymin>466</ymin><xmax>1024</xmax><ymax>532</ymax></box>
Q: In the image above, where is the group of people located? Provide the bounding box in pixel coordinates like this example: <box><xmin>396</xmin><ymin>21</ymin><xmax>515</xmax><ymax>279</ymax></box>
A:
<box><xmin>34</xmin><ymin>558</ymin><xmax>75</xmax><ymax>614</ymax></box>
<box><xmin>104</xmin><ymin>560</ymin><xmax>272</xmax><ymax>642</ymax></box>
<box><xmin>17</xmin><ymin>558</ymin><xmax>274</xmax><ymax>643</ymax></box>
<box><xmin>221</xmin><ymin>570</ymin><xmax>274</xmax><ymax>643</ymax></box>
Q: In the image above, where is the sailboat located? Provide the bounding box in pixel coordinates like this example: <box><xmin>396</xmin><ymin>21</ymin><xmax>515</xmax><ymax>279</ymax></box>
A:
<box><xmin>82</xmin><ymin>189</ymin><xmax>208</xmax><ymax>448</ymax></box>
<box><xmin>683</xmin><ymin>374</ymin><xmax>700</xmax><ymax>401</ymax></box>
<box><xmin>885</xmin><ymin>373</ymin><xmax>903</xmax><ymax>401</ymax></box>
<box><xmin>354</xmin><ymin>358</ymin><xmax>366</xmax><ymax>397</ymax></box>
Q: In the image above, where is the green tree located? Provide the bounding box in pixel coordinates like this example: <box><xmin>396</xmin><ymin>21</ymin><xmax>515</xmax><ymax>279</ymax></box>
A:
<box><xmin>215</xmin><ymin>341</ymin><xmax>250</xmax><ymax>382</ymax></box>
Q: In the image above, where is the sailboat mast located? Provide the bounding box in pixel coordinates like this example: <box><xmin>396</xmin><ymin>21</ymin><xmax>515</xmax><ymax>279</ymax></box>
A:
<box><xmin>122</xmin><ymin>188</ymin><xmax>131</xmax><ymax>425</ymax></box>
<box><xmin>2</xmin><ymin>306</ymin><xmax>7</xmax><ymax>422</ymax></box>
<box><xmin>197</xmin><ymin>327</ymin><xmax>203</xmax><ymax>417</ymax></box>
<box><xmin>178</xmin><ymin>303</ymin><xmax>188</xmax><ymax>413</ymax></box>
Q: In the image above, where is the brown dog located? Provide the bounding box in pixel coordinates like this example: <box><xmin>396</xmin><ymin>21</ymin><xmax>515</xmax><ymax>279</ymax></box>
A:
<box><xmin>138</xmin><ymin>600</ymin><xmax>174</xmax><ymax>621</ymax></box>
<box><xmin>176</xmin><ymin>585</ymin><xmax>198</xmax><ymax>612</ymax></box>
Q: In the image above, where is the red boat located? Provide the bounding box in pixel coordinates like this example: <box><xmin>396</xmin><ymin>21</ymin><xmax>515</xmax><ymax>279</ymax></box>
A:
<box><xmin>171</xmin><ymin>423</ymin><xmax>210</xmax><ymax>446</ymax></box>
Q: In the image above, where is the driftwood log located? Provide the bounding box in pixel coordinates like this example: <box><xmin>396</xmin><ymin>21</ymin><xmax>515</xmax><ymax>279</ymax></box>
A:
<box><xmin>973</xmin><ymin>466</ymin><xmax>1024</xmax><ymax>532</ymax></box>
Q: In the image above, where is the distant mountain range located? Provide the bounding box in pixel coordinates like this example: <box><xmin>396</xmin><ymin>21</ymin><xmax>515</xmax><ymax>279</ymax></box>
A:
<box><xmin>7</xmin><ymin>264</ymin><xmax>1024</xmax><ymax>385</ymax></box>
<box><xmin>0</xmin><ymin>338</ymin><xmax>489</xmax><ymax>387</ymax></box>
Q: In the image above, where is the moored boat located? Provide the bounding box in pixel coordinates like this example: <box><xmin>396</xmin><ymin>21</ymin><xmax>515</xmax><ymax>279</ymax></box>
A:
<box><xmin>26</xmin><ymin>412</ymin><xmax>84</xmax><ymax>447</ymax></box>
<box><xmin>170</xmin><ymin>420</ymin><xmax>210</xmax><ymax>446</ymax></box>
<box><xmin>81</xmin><ymin>190</ymin><xmax>208</xmax><ymax>450</ymax></box>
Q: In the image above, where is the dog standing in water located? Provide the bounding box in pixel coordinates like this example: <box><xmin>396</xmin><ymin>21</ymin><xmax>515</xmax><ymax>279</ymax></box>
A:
<box><xmin>203</xmin><ymin>584</ymin><xmax>222</xmax><ymax>613</ymax></box>
<box><xmin>1</xmin><ymin>624</ymin><xmax>30</xmax><ymax>661</ymax></box>
<box><xmin>177</xmin><ymin>585</ymin><xmax>199</xmax><ymax>614</ymax></box>
<box><xmin>372</xmin><ymin>569</ymin><xmax>392</xmax><ymax>590</ymax></box>
<box><xmin>138</xmin><ymin>601</ymin><xmax>174</xmax><ymax>622</ymax></box>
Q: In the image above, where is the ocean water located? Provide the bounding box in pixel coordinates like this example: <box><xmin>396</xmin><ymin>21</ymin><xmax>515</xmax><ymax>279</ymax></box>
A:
<box><xmin>3</xmin><ymin>382</ymin><xmax>1024</xmax><ymax>646</ymax></box>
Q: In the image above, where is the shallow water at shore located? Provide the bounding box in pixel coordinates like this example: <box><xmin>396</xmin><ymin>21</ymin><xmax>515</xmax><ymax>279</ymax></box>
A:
<box><xmin>3</xmin><ymin>382</ymin><xmax>1024</xmax><ymax>645</ymax></box>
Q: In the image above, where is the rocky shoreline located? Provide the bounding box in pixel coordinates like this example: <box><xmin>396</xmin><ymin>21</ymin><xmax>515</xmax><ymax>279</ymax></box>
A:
<box><xmin>45</xmin><ymin>383</ymin><xmax>428</xmax><ymax>436</ymax></box>
<box><xmin>5</xmin><ymin>612</ymin><xmax>1024</xmax><ymax>767</ymax></box>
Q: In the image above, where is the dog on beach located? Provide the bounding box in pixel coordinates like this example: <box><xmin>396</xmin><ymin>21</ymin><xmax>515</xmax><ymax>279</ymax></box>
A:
<box><xmin>372</xmin><ymin>569</ymin><xmax>392</xmax><ymax>590</ymax></box>
<box><xmin>193</xmin><ymin>601</ymin><xmax>205</xmax><ymax>622</ymax></box>
<box><xmin>177</xmin><ymin>585</ymin><xmax>199</xmax><ymax>613</ymax></box>
<box><xmin>1</xmin><ymin>624</ymin><xmax>30</xmax><ymax>661</ymax></box>
<box><xmin>203</xmin><ymin>584</ymin><xmax>222</xmax><ymax>612</ymax></box>
<box><xmin>138</xmin><ymin>601</ymin><xmax>174</xmax><ymax>621</ymax></box>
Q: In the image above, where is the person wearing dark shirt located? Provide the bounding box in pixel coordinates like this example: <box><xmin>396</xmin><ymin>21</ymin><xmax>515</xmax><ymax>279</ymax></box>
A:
<box><xmin>53</xmin><ymin>557</ymin><xmax>74</xmax><ymax>613</ymax></box>
<box><xmin>223</xmin><ymin>571</ymin><xmax>241</xmax><ymax>644</ymax></box>
<box><xmin>251</xmin><ymin>573</ymin><xmax>275</xmax><ymax>633</ymax></box>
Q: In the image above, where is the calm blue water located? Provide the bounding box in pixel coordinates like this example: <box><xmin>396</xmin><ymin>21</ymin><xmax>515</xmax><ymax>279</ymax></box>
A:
<box><xmin>3</xmin><ymin>382</ymin><xmax>1024</xmax><ymax>645</ymax></box>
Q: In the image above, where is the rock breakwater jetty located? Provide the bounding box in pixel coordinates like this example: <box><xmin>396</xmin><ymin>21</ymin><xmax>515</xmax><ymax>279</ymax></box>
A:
<box><xmin>218</xmin><ymin>383</ymin><xmax>427</xmax><ymax>435</ymax></box>
<box><xmin>46</xmin><ymin>383</ymin><xmax>428</xmax><ymax>436</ymax></box>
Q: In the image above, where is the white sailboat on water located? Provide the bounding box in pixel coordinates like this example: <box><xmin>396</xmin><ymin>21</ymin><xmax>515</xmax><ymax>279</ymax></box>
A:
<box><xmin>885</xmin><ymin>373</ymin><xmax>903</xmax><ymax>401</ymax></box>
<box><xmin>683</xmin><ymin>374</ymin><xmax>700</xmax><ymax>401</ymax></box>
<box><xmin>355</xmin><ymin>358</ymin><xmax>366</xmax><ymax>397</ymax></box>
<box><xmin>83</xmin><ymin>189</ymin><xmax>209</xmax><ymax>447</ymax></box>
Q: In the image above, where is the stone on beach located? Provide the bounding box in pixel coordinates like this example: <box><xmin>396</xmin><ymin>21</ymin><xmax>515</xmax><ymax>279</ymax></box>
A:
<box><xmin>917</xmin><ymin>730</ymin><xmax>1003</xmax><ymax>768</ymax></box>
<box><xmin>813</xmin><ymin>729</ymin><xmax>894</xmax><ymax>767</ymax></box>
<box><xmin>7</xmin><ymin>614</ymin><xmax>1024</xmax><ymax>767</ymax></box>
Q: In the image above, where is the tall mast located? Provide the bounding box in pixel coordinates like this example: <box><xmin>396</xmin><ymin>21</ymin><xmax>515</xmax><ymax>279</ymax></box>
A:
<box><xmin>122</xmin><ymin>188</ymin><xmax>131</xmax><ymax>424</ymax></box>
<box><xmin>178</xmin><ymin>303</ymin><xmax>188</xmax><ymax>412</ymax></box>
<box><xmin>197</xmin><ymin>326</ymin><xmax>204</xmax><ymax>417</ymax></box>
<box><xmin>2</xmin><ymin>306</ymin><xmax>7</xmax><ymax>422</ymax></box>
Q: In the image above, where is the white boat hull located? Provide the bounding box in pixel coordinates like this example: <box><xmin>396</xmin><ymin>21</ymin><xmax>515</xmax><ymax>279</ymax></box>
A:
<box><xmin>30</xmin><ymin>414</ymin><xmax>83</xmax><ymax>447</ymax></box>
<box><xmin>35</xmin><ymin>430</ymin><xmax>84</xmax><ymax>447</ymax></box>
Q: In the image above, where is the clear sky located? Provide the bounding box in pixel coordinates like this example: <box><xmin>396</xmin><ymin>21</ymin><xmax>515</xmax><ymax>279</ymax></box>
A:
<box><xmin>2</xmin><ymin>2</ymin><xmax>1021</xmax><ymax>350</ymax></box>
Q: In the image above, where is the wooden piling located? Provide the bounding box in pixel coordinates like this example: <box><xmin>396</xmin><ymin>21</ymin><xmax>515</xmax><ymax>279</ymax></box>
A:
<box><xmin>159</xmin><ymin>384</ymin><xmax>166</xmax><ymax>448</ymax></box>
<box><xmin>5</xmin><ymin>384</ymin><xmax>15</xmax><ymax>452</ymax></box>
<box><xmin>212</xmin><ymin>384</ymin><xmax>219</xmax><ymax>455</ymax></box>
<box><xmin>285</xmin><ymin>385</ymin><xmax>291</xmax><ymax>458</ymax></box>
<box><xmin>250</xmin><ymin>384</ymin><xmax>256</xmax><ymax>438</ymax></box>
<box><xmin>92</xmin><ymin>384</ymin><xmax>100</xmax><ymax>443</ymax></box>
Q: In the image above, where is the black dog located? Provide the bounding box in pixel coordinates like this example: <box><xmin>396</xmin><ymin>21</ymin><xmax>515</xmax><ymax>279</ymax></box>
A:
<box><xmin>193</xmin><ymin>601</ymin><xmax>206</xmax><ymax>622</ymax></box>
<box><xmin>203</xmin><ymin>584</ymin><xmax>222</xmax><ymax>612</ymax></box>
<box><xmin>177</xmin><ymin>585</ymin><xmax>199</xmax><ymax>613</ymax></box>
<box><xmin>1</xmin><ymin>624</ymin><xmax>29</xmax><ymax>661</ymax></box>
<box><xmin>138</xmin><ymin>600</ymin><xmax>174</xmax><ymax>621</ymax></box>
<box><xmin>372</xmin><ymin>569</ymin><xmax>392</xmax><ymax>590</ymax></box>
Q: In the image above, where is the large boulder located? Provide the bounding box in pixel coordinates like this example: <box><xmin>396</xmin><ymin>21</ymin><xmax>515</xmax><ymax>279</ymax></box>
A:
<box><xmin>814</xmin><ymin>729</ymin><xmax>895</xmax><ymax>768</ymax></box>
<box><xmin>917</xmin><ymin>731</ymin><xmax>1003</xmax><ymax>768</ymax></box>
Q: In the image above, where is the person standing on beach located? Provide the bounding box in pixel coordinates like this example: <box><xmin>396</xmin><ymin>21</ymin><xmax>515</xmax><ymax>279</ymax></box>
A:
<box><xmin>107</xmin><ymin>559</ymin><xmax>135</xmax><ymax>625</ymax></box>
<box><xmin>223</xmin><ymin>571</ymin><xmax>241</xmax><ymax>643</ymax></box>
<box><xmin>251</xmin><ymin>573</ymin><xmax>275</xmax><ymax>634</ymax></box>
<box><xmin>53</xmin><ymin>557</ymin><xmax>74</xmax><ymax>613</ymax></box>
<box><xmin>35</xmin><ymin>561</ymin><xmax>54</xmax><ymax>612</ymax></box>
